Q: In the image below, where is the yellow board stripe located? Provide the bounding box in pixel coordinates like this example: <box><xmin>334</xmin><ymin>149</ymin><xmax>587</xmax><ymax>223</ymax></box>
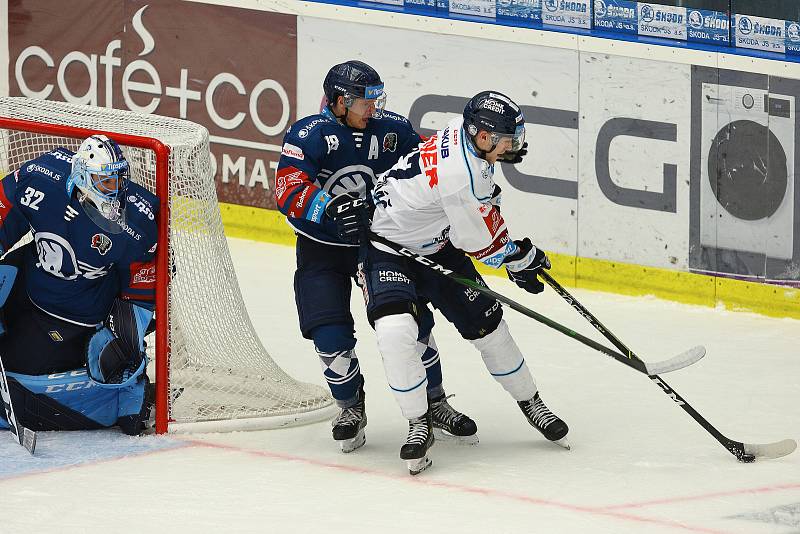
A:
<box><xmin>219</xmin><ymin>202</ymin><xmax>800</xmax><ymax>320</ymax></box>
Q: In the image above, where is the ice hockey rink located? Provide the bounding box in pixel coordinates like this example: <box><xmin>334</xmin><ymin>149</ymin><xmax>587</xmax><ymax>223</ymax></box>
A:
<box><xmin>1</xmin><ymin>238</ymin><xmax>798</xmax><ymax>534</ymax></box>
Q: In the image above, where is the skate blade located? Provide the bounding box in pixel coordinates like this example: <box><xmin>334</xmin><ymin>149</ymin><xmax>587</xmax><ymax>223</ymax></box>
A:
<box><xmin>433</xmin><ymin>427</ymin><xmax>479</xmax><ymax>446</ymax></box>
<box><xmin>338</xmin><ymin>429</ymin><xmax>366</xmax><ymax>453</ymax></box>
<box><xmin>406</xmin><ymin>456</ymin><xmax>432</xmax><ymax>476</ymax></box>
<box><xmin>552</xmin><ymin>437</ymin><xmax>570</xmax><ymax>450</ymax></box>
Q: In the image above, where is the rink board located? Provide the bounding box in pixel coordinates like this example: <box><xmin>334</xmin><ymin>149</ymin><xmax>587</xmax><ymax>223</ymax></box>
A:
<box><xmin>0</xmin><ymin>0</ymin><xmax>798</xmax><ymax>318</ymax></box>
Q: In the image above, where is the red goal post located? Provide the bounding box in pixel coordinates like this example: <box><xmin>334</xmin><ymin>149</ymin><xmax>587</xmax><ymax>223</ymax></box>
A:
<box><xmin>0</xmin><ymin>97</ymin><xmax>336</xmax><ymax>433</ymax></box>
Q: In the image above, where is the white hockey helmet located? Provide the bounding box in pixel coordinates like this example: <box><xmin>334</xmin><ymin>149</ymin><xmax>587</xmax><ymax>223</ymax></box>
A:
<box><xmin>68</xmin><ymin>134</ymin><xmax>130</xmax><ymax>233</ymax></box>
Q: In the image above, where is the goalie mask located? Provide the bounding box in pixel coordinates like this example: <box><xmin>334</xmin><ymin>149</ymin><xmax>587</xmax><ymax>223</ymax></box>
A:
<box><xmin>67</xmin><ymin>135</ymin><xmax>129</xmax><ymax>234</ymax></box>
<box><xmin>463</xmin><ymin>91</ymin><xmax>526</xmax><ymax>159</ymax></box>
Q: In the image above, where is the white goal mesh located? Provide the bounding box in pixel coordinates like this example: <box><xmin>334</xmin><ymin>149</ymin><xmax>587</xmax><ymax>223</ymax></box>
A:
<box><xmin>0</xmin><ymin>97</ymin><xmax>335</xmax><ymax>432</ymax></box>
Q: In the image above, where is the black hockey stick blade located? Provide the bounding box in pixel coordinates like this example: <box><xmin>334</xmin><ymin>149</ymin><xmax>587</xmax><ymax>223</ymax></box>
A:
<box><xmin>644</xmin><ymin>345</ymin><xmax>705</xmax><ymax>375</ymax></box>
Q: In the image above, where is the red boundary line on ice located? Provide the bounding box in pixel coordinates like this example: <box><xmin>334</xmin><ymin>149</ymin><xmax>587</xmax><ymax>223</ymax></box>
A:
<box><xmin>602</xmin><ymin>483</ymin><xmax>800</xmax><ymax>510</ymax></box>
<box><xmin>186</xmin><ymin>439</ymin><xmax>726</xmax><ymax>534</ymax></box>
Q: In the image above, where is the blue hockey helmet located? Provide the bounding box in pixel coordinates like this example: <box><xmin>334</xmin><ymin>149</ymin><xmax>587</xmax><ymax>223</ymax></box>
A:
<box><xmin>67</xmin><ymin>134</ymin><xmax>130</xmax><ymax>233</ymax></box>
<box><xmin>323</xmin><ymin>60</ymin><xmax>387</xmax><ymax>118</ymax></box>
<box><xmin>463</xmin><ymin>91</ymin><xmax>526</xmax><ymax>155</ymax></box>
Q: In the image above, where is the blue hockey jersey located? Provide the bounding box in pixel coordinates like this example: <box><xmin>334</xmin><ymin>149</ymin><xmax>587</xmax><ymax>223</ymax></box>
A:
<box><xmin>275</xmin><ymin>108</ymin><xmax>421</xmax><ymax>246</ymax></box>
<box><xmin>0</xmin><ymin>148</ymin><xmax>159</xmax><ymax>326</ymax></box>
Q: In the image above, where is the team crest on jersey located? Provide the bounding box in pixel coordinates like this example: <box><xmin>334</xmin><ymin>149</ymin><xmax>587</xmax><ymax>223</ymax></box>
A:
<box><xmin>91</xmin><ymin>233</ymin><xmax>112</xmax><ymax>255</ymax></box>
<box><xmin>383</xmin><ymin>133</ymin><xmax>398</xmax><ymax>153</ymax></box>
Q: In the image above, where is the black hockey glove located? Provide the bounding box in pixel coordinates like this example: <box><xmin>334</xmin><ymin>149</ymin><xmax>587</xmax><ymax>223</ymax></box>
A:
<box><xmin>324</xmin><ymin>192</ymin><xmax>370</xmax><ymax>245</ymax></box>
<box><xmin>490</xmin><ymin>184</ymin><xmax>502</xmax><ymax>210</ymax></box>
<box><xmin>499</xmin><ymin>142</ymin><xmax>528</xmax><ymax>164</ymax></box>
<box><xmin>504</xmin><ymin>237</ymin><xmax>550</xmax><ymax>294</ymax></box>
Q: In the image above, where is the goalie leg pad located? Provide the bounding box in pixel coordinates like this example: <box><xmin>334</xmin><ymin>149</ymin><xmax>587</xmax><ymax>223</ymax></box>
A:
<box><xmin>470</xmin><ymin>320</ymin><xmax>537</xmax><ymax>402</ymax></box>
<box><xmin>375</xmin><ymin>313</ymin><xmax>428</xmax><ymax>420</ymax></box>
<box><xmin>4</xmin><ymin>368</ymin><xmax>146</xmax><ymax>431</ymax></box>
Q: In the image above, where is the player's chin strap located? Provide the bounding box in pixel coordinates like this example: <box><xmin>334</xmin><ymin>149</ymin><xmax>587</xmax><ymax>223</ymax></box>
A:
<box><xmin>323</xmin><ymin>97</ymin><xmax>369</xmax><ymax>131</ymax></box>
<box><xmin>323</xmin><ymin>101</ymin><xmax>350</xmax><ymax>127</ymax></box>
<box><xmin>464</xmin><ymin>127</ymin><xmax>495</xmax><ymax>161</ymax></box>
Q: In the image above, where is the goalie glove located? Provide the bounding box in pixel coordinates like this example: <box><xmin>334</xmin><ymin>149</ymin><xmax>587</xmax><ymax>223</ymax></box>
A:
<box><xmin>324</xmin><ymin>192</ymin><xmax>370</xmax><ymax>245</ymax></box>
<box><xmin>499</xmin><ymin>141</ymin><xmax>528</xmax><ymax>164</ymax></box>
<box><xmin>86</xmin><ymin>299</ymin><xmax>153</xmax><ymax>387</ymax></box>
<box><xmin>504</xmin><ymin>237</ymin><xmax>550</xmax><ymax>294</ymax></box>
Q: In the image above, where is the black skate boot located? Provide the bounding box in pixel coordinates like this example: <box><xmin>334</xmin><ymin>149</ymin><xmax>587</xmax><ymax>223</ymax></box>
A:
<box><xmin>400</xmin><ymin>411</ymin><xmax>434</xmax><ymax>475</ymax></box>
<box><xmin>429</xmin><ymin>394</ymin><xmax>478</xmax><ymax>445</ymax></box>
<box><xmin>331</xmin><ymin>384</ymin><xmax>367</xmax><ymax>453</ymax></box>
<box><xmin>517</xmin><ymin>392</ymin><xmax>570</xmax><ymax>449</ymax></box>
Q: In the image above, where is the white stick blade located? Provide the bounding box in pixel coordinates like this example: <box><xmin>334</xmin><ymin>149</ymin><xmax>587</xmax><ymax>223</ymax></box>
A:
<box><xmin>743</xmin><ymin>439</ymin><xmax>797</xmax><ymax>459</ymax></box>
<box><xmin>745</xmin><ymin>439</ymin><xmax>797</xmax><ymax>460</ymax></box>
<box><xmin>646</xmin><ymin>345</ymin><xmax>706</xmax><ymax>375</ymax></box>
<box><xmin>22</xmin><ymin>427</ymin><xmax>37</xmax><ymax>455</ymax></box>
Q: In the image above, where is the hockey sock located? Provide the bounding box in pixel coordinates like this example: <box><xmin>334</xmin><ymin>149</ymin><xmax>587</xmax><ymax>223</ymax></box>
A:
<box><xmin>419</xmin><ymin>334</ymin><xmax>444</xmax><ymax>400</ymax></box>
<box><xmin>469</xmin><ymin>319</ymin><xmax>537</xmax><ymax>402</ymax></box>
<box><xmin>375</xmin><ymin>313</ymin><xmax>428</xmax><ymax>419</ymax></box>
<box><xmin>317</xmin><ymin>348</ymin><xmax>362</xmax><ymax>408</ymax></box>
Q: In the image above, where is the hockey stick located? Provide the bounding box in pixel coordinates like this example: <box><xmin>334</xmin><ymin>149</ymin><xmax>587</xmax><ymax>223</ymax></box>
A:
<box><xmin>0</xmin><ymin>356</ymin><xmax>36</xmax><ymax>455</ymax></box>
<box><xmin>539</xmin><ymin>270</ymin><xmax>796</xmax><ymax>462</ymax></box>
<box><xmin>367</xmin><ymin>232</ymin><xmax>701</xmax><ymax>375</ymax></box>
<box><xmin>0</xmin><ymin>265</ymin><xmax>36</xmax><ymax>455</ymax></box>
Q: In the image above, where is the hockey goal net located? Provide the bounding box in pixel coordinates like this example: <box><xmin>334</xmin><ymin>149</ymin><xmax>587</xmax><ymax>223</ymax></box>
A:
<box><xmin>0</xmin><ymin>97</ymin><xmax>335</xmax><ymax>433</ymax></box>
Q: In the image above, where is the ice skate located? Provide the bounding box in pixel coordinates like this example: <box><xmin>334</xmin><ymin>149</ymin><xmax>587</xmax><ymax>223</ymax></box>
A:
<box><xmin>331</xmin><ymin>388</ymin><xmax>367</xmax><ymax>453</ymax></box>
<box><xmin>518</xmin><ymin>392</ymin><xmax>570</xmax><ymax>449</ymax></box>
<box><xmin>400</xmin><ymin>411</ymin><xmax>434</xmax><ymax>475</ymax></box>
<box><xmin>429</xmin><ymin>394</ymin><xmax>478</xmax><ymax>445</ymax></box>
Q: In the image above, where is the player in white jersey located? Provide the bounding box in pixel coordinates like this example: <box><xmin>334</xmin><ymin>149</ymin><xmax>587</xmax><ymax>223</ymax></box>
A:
<box><xmin>360</xmin><ymin>91</ymin><xmax>569</xmax><ymax>474</ymax></box>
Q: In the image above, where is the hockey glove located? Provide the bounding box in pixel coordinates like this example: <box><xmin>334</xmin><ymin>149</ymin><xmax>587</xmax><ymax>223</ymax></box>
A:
<box><xmin>86</xmin><ymin>299</ymin><xmax>152</xmax><ymax>387</ymax></box>
<box><xmin>504</xmin><ymin>237</ymin><xmax>550</xmax><ymax>294</ymax></box>
<box><xmin>324</xmin><ymin>192</ymin><xmax>370</xmax><ymax>245</ymax></box>
<box><xmin>489</xmin><ymin>184</ymin><xmax>502</xmax><ymax>210</ymax></box>
<box><xmin>499</xmin><ymin>142</ymin><xmax>528</xmax><ymax>164</ymax></box>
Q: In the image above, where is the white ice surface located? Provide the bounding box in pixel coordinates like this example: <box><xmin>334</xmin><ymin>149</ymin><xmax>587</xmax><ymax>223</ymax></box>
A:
<box><xmin>1</xmin><ymin>238</ymin><xmax>798</xmax><ymax>534</ymax></box>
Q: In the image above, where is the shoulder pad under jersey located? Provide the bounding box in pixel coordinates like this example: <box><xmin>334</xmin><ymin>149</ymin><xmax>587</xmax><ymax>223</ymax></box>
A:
<box><xmin>119</xmin><ymin>182</ymin><xmax>159</xmax><ymax>247</ymax></box>
<box><xmin>18</xmin><ymin>148</ymin><xmax>73</xmax><ymax>188</ymax></box>
<box><xmin>287</xmin><ymin>114</ymin><xmax>338</xmax><ymax>142</ymax></box>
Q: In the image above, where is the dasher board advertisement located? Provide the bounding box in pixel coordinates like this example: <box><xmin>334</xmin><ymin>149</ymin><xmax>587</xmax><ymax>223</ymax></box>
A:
<box><xmin>9</xmin><ymin>0</ymin><xmax>296</xmax><ymax>210</ymax></box>
<box><xmin>297</xmin><ymin>15</ymin><xmax>799</xmax><ymax>286</ymax></box>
